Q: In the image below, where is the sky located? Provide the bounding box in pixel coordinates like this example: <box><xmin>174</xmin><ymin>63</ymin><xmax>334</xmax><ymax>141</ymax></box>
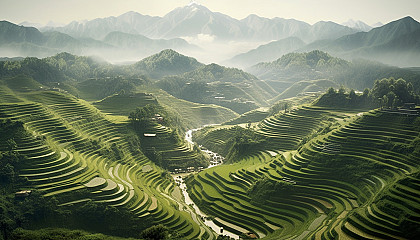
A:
<box><xmin>1</xmin><ymin>0</ymin><xmax>420</xmax><ymax>26</ymax></box>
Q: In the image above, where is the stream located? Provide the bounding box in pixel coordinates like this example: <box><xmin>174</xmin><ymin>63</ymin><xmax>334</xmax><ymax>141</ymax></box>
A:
<box><xmin>173</xmin><ymin>129</ymin><xmax>240</xmax><ymax>239</ymax></box>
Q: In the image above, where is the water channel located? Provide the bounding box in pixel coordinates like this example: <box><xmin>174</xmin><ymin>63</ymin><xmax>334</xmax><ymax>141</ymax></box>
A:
<box><xmin>172</xmin><ymin>129</ymin><xmax>240</xmax><ymax>239</ymax></box>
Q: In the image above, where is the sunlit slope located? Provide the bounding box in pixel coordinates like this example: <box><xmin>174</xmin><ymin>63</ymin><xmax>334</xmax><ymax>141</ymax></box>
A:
<box><xmin>93</xmin><ymin>92</ymin><xmax>157</xmax><ymax>116</ymax></box>
<box><xmin>224</xmin><ymin>108</ymin><xmax>269</xmax><ymax>125</ymax></box>
<box><xmin>0</xmin><ymin>89</ymin><xmax>202</xmax><ymax>239</ymax></box>
<box><xmin>187</xmin><ymin>106</ymin><xmax>420</xmax><ymax>239</ymax></box>
<box><xmin>139</xmin><ymin>86</ymin><xmax>239</xmax><ymax>129</ymax></box>
<box><xmin>139</xmin><ymin>120</ymin><xmax>207</xmax><ymax>171</ymax></box>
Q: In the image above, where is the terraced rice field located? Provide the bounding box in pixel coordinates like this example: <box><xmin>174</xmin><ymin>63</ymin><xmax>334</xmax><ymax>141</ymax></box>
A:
<box><xmin>140</xmin><ymin>121</ymin><xmax>205</xmax><ymax>171</ymax></box>
<box><xmin>93</xmin><ymin>92</ymin><xmax>157</xmax><ymax>116</ymax></box>
<box><xmin>224</xmin><ymin>108</ymin><xmax>269</xmax><ymax>125</ymax></box>
<box><xmin>0</xmin><ymin>88</ymin><xmax>203</xmax><ymax>239</ymax></box>
<box><xmin>187</xmin><ymin>106</ymin><xmax>420</xmax><ymax>239</ymax></box>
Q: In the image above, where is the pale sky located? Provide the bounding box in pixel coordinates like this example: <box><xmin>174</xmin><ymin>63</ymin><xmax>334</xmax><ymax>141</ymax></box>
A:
<box><xmin>1</xmin><ymin>0</ymin><xmax>419</xmax><ymax>26</ymax></box>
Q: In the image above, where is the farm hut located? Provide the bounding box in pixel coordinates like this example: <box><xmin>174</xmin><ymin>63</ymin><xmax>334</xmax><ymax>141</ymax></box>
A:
<box><xmin>15</xmin><ymin>190</ymin><xmax>32</xmax><ymax>198</ymax></box>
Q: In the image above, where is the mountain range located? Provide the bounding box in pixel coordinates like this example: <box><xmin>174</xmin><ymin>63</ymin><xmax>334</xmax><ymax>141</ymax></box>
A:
<box><xmin>0</xmin><ymin>20</ymin><xmax>196</xmax><ymax>61</ymax></box>
<box><xmin>42</xmin><ymin>4</ymin><xmax>359</xmax><ymax>43</ymax></box>
<box><xmin>1</xmin><ymin>3</ymin><xmax>420</xmax><ymax>67</ymax></box>
<box><xmin>229</xmin><ymin>16</ymin><xmax>420</xmax><ymax>67</ymax></box>
<box><xmin>300</xmin><ymin>16</ymin><xmax>420</xmax><ymax>67</ymax></box>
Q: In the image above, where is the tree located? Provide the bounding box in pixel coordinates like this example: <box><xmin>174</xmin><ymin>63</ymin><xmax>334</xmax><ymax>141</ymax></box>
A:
<box><xmin>349</xmin><ymin>89</ymin><xmax>356</xmax><ymax>99</ymax></box>
<box><xmin>327</xmin><ymin>87</ymin><xmax>336</xmax><ymax>95</ymax></box>
<box><xmin>0</xmin><ymin>219</ymin><xmax>13</xmax><ymax>240</ymax></box>
<box><xmin>363</xmin><ymin>88</ymin><xmax>370</xmax><ymax>97</ymax></box>
<box><xmin>386</xmin><ymin>91</ymin><xmax>396</xmax><ymax>108</ymax></box>
<box><xmin>140</xmin><ymin>224</ymin><xmax>169</xmax><ymax>240</ymax></box>
<box><xmin>382</xmin><ymin>95</ymin><xmax>389</xmax><ymax>109</ymax></box>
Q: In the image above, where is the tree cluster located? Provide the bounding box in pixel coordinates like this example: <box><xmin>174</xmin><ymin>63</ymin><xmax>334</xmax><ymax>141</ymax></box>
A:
<box><xmin>316</xmin><ymin>77</ymin><xmax>419</xmax><ymax>109</ymax></box>
<box><xmin>225</xmin><ymin>127</ymin><xmax>267</xmax><ymax>162</ymax></box>
<box><xmin>371</xmin><ymin>77</ymin><xmax>419</xmax><ymax>108</ymax></box>
<box><xmin>247</xmin><ymin>177</ymin><xmax>295</xmax><ymax>204</ymax></box>
<box><xmin>315</xmin><ymin>87</ymin><xmax>373</xmax><ymax>108</ymax></box>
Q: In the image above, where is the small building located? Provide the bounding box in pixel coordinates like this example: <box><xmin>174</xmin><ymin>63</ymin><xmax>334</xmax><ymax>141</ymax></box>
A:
<box><xmin>15</xmin><ymin>190</ymin><xmax>32</xmax><ymax>198</ymax></box>
<box><xmin>144</xmin><ymin>133</ymin><xmax>157</xmax><ymax>137</ymax></box>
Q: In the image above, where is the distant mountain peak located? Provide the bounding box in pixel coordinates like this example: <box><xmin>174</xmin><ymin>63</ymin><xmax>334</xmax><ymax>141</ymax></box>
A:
<box><xmin>120</xmin><ymin>11</ymin><xmax>143</xmax><ymax>17</ymax></box>
<box><xmin>187</xmin><ymin>0</ymin><xmax>201</xmax><ymax>6</ymax></box>
<box><xmin>372</xmin><ymin>22</ymin><xmax>384</xmax><ymax>28</ymax></box>
<box><xmin>342</xmin><ymin>19</ymin><xmax>372</xmax><ymax>32</ymax></box>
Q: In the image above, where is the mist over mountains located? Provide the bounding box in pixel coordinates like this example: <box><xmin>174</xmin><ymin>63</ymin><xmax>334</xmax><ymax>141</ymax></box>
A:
<box><xmin>42</xmin><ymin>4</ymin><xmax>358</xmax><ymax>43</ymax></box>
<box><xmin>1</xmin><ymin>3</ymin><xmax>420</xmax><ymax>67</ymax></box>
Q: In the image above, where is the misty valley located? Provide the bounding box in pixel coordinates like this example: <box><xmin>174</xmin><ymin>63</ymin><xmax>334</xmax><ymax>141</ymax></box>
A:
<box><xmin>1</xmin><ymin>2</ymin><xmax>420</xmax><ymax>240</ymax></box>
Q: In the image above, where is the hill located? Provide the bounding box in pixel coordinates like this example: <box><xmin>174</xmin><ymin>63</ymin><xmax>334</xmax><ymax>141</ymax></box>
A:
<box><xmin>0</xmin><ymin>73</ymin><xmax>238</xmax><ymax>239</ymax></box>
<box><xmin>1</xmin><ymin>47</ymin><xmax>420</xmax><ymax>240</ymax></box>
<box><xmin>187</xmin><ymin>103</ymin><xmax>420</xmax><ymax>239</ymax></box>
<box><xmin>227</xmin><ymin>37</ymin><xmax>306</xmax><ymax>68</ymax></box>
<box><xmin>0</xmin><ymin>87</ymin><xmax>203</xmax><ymax>238</ymax></box>
<box><xmin>157</xmin><ymin>63</ymin><xmax>276</xmax><ymax>113</ymax></box>
<box><xmin>131</xmin><ymin>49</ymin><xmax>203</xmax><ymax>79</ymax></box>
<box><xmin>248</xmin><ymin>50</ymin><xmax>349</xmax><ymax>81</ymax></box>
<box><xmin>270</xmin><ymin>79</ymin><xmax>339</xmax><ymax>103</ymax></box>
<box><xmin>248</xmin><ymin>50</ymin><xmax>420</xmax><ymax>93</ymax></box>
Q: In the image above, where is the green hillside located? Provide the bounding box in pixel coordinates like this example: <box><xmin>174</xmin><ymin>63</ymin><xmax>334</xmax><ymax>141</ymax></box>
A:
<box><xmin>1</xmin><ymin>48</ymin><xmax>420</xmax><ymax>240</ymax></box>
<box><xmin>158</xmin><ymin>63</ymin><xmax>277</xmax><ymax>114</ymax></box>
<box><xmin>132</xmin><ymin>49</ymin><xmax>203</xmax><ymax>79</ymax></box>
<box><xmin>248</xmin><ymin>50</ymin><xmax>420</xmax><ymax>94</ymax></box>
<box><xmin>248</xmin><ymin>50</ymin><xmax>349</xmax><ymax>81</ymax></box>
<box><xmin>187</xmin><ymin>104</ymin><xmax>420</xmax><ymax>239</ymax></box>
<box><xmin>270</xmin><ymin>79</ymin><xmax>338</xmax><ymax>103</ymax></box>
<box><xmin>93</xmin><ymin>93</ymin><xmax>157</xmax><ymax>116</ymax></box>
<box><xmin>0</xmin><ymin>84</ymin><xmax>218</xmax><ymax>239</ymax></box>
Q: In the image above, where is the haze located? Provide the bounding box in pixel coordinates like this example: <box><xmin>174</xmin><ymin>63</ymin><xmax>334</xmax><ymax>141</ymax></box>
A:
<box><xmin>1</xmin><ymin>0</ymin><xmax>420</xmax><ymax>26</ymax></box>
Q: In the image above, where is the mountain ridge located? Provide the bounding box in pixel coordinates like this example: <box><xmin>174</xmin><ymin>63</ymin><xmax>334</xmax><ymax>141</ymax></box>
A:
<box><xmin>0</xmin><ymin>21</ymin><xmax>197</xmax><ymax>61</ymax></box>
<box><xmin>235</xmin><ymin>16</ymin><xmax>420</xmax><ymax>68</ymax></box>
<box><xmin>41</xmin><ymin>4</ymin><xmax>359</xmax><ymax>43</ymax></box>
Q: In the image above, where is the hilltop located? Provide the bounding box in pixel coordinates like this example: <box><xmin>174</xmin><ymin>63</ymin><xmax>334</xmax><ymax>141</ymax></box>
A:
<box><xmin>132</xmin><ymin>49</ymin><xmax>204</xmax><ymax>79</ymax></box>
<box><xmin>248</xmin><ymin>50</ymin><xmax>349</xmax><ymax>81</ymax></box>
<box><xmin>157</xmin><ymin>63</ymin><xmax>276</xmax><ymax>113</ymax></box>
